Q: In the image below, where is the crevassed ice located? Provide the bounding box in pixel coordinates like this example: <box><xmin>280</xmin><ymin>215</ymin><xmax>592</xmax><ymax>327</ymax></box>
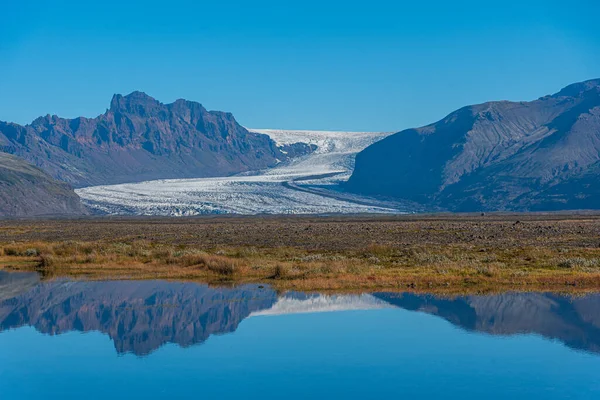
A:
<box><xmin>76</xmin><ymin>129</ymin><xmax>398</xmax><ymax>216</ymax></box>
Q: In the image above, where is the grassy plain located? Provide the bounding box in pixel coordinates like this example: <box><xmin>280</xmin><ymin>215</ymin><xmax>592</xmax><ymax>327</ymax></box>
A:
<box><xmin>1</xmin><ymin>214</ymin><xmax>600</xmax><ymax>293</ymax></box>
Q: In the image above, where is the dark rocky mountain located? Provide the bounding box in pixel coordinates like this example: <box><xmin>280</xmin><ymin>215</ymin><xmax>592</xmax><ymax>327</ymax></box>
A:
<box><xmin>0</xmin><ymin>92</ymin><xmax>314</xmax><ymax>187</ymax></box>
<box><xmin>347</xmin><ymin>79</ymin><xmax>600</xmax><ymax>211</ymax></box>
<box><xmin>0</xmin><ymin>152</ymin><xmax>87</xmax><ymax>217</ymax></box>
<box><xmin>375</xmin><ymin>292</ymin><xmax>600</xmax><ymax>354</ymax></box>
<box><xmin>0</xmin><ymin>278</ymin><xmax>278</xmax><ymax>355</ymax></box>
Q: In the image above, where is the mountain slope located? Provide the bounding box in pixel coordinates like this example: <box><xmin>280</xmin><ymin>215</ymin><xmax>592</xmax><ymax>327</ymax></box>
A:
<box><xmin>347</xmin><ymin>79</ymin><xmax>600</xmax><ymax>211</ymax></box>
<box><xmin>0</xmin><ymin>152</ymin><xmax>87</xmax><ymax>217</ymax></box>
<box><xmin>0</xmin><ymin>92</ymin><xmax>313</xmax><ymax>187</ymax></box>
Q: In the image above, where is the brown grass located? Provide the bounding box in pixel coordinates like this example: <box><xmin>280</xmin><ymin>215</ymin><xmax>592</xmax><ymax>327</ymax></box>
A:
<box><xmin>2</xmin><ymin>237</ymin><xmax>600</xmax><ymax>293</ymax></box>
<box><xmin>2</xmin><ymin>215</ymin><xmax>600</xmax><ymax>293</ymax></box>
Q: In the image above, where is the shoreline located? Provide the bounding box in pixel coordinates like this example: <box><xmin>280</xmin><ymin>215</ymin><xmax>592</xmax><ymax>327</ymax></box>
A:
<box><xmin>2</xmin><ymin>214</ymin><xmax>600</xmax><ymax>293</ymax></box>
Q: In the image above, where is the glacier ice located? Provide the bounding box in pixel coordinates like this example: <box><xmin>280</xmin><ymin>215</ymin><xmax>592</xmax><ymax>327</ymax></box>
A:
<box><xmin>76</xmin><ymin>129</ymin><xmax>403</xmax><ymax>216</ymax></box>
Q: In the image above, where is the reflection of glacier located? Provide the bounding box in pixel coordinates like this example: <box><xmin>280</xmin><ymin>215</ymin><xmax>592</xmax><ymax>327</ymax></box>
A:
<box><xmin>250</xmin><ymin>293</ymin><xmax>390</xmax><ymax>317</ymax></box>
<box><xmin>76</xmin><ymin>129</ymin><xmax>401</xmax><ymax>215</ymax></box>
<box><xmin>2</xmin><ymin>273</ymin><xmax>600</xmax><ymax>356</ymax></box>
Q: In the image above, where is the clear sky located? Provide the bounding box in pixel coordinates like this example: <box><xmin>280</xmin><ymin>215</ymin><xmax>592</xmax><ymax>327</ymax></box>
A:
<box><xmin>1</xmin><ymin>0</ymin><xmax>599</xmax><ymax>132</ymax></box>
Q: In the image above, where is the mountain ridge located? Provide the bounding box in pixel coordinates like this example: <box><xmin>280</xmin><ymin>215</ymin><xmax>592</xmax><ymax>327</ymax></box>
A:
<box><xmin>347</xmin><ymin>78</ymin><xmax>600</xmax><ymax>211</ymax></box>
<box><xmin>0</xmin><ymin>92</ymin><xmax>314</xmax><ymax>188</ymax></box>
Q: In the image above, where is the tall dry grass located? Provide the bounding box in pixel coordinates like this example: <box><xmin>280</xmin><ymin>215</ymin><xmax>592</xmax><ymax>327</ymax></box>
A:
<box><xmin>2</xmin><ymin>239</ymin><xmax>600</xmax><ymax>292</ymax></box>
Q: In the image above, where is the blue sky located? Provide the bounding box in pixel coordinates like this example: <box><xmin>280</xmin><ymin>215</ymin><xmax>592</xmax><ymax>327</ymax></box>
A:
<box><xmin>1</xmin><ymin>0</ymin><xmax>599</xmax><ymax>131</ymax></box>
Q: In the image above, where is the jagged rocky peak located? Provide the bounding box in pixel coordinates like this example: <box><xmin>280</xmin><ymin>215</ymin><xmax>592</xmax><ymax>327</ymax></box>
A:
<box><xmin>109</xmin><ymin>91</ymin><xmax>162</xmax><ymax>113</ymax></box>
<box><xmin>0</xmin><ymin>92</ymin><xmax>315</xmax><ymax>187</ymax></box>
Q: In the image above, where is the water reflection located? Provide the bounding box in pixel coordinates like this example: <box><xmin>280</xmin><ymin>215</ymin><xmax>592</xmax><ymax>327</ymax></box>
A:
<box><xmin>0</xmin><ymin>273</ymin><xmax>385</xmax><ymax>355</ymax></box>
<box><xmin>0</xmin><ymin>275</ymin><xmax>277</xmax><ymax>355</ymax></box>
<box><xmin>0</xmin><ymin>271</ymin><xmax>40</xmax><ymax>302</ymax></box>
<box><xmin>1</xmin><ymin>272</ymin><xmax>600</xmax><ymax>356</ymax></box>
<box><xmin>375</xmin><ymin>292</ymin><xmax>600</xmax><ymax>355</ymax></box>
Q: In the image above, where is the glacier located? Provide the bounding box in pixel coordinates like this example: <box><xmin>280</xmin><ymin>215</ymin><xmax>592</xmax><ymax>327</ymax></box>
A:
<box><xmin>76</xmin><ymin>129</ymin><xmax>407</xmax><ymax>216</ymax></box>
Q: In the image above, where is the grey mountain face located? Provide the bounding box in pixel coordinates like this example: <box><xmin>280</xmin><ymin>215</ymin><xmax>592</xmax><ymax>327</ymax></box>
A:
<box><xmin>347</xmin><ymin>79</ymin><xmax>600</xmax><ymax>211</ymax></box>
<box><xmin>0</xmin><ymin>152</ymin><xmax>87</xmax><ymax>217</ymax></box>
<box><xmin>0</xmin><ymin>92</ymin><xmax>314</xmax><ymax>187</ymax></box>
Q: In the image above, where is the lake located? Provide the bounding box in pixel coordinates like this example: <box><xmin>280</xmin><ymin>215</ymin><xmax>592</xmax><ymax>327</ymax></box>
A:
<box><xmin>1</xmin><ymin>271</ymin><xmax>599</xmax><ymax>399</ymax></box>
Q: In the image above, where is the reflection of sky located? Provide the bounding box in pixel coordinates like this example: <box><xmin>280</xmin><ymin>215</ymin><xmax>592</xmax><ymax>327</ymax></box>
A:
<box><xmin>2</xmin><ymin>308</ymin><xmax>599</xmax><ymax>399</ymax></box>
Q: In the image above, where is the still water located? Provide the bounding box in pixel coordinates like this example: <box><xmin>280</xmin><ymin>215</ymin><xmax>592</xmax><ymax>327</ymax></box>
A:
<box><xmin>1</xmin><ymin>271</ymin><xmax>599</xmax><ymax>399</ymax></box>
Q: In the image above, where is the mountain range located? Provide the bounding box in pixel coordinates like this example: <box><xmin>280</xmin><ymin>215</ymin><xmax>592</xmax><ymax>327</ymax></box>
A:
<box><xmin>0</xmin><ymin>92</ymin><xmax>316</xmax><ymax>216</ymax></box>
<box><xmin>0</xmin><ymin>91</ymin><xmax>314</xmax><ymax>188</ymax></box>
<box><xmin>347</xmin><ymin>79</ymin><xmax>600</xmax><ymax>211</ymax></box>
<box><xmin>2</xmin><ymin>79</ymin><xmax>600</xmax><ymax>216</ymax></box>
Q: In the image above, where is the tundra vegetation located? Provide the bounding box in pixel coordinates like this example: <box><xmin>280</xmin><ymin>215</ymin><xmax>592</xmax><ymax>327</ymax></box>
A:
<box><xmin>1</xmin><ymin>215</ymin><xmax>600</xmax><ymax>294</ymax></box>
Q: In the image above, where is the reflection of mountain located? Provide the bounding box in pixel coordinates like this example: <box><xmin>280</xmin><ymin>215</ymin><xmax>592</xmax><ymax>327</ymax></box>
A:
<box><xmin>374</xmin><ymin>292</ymin><xmax>600</xmax><ymax>354</ymax></box>
<box><xmin>2</xmin><ymin>274</ymin><xmax>600</xmax><ymax>356</ymax></box>
<box><xmin>0</xmin><ymin>279</ymin><xmax>278</xmax><ymax>355</ymax></box>
<box><xmin>0</xmin><ymin>271</ymin><xmax>40</xmax><ymax>302</ymax></box>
